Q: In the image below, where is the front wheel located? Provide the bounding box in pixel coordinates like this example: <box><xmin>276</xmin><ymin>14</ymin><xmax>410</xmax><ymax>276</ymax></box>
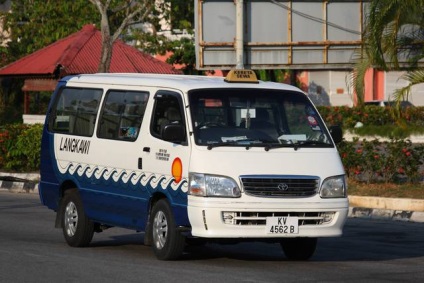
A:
<box><xmin>280</xmin><ymin>237</ymin><xmax>317</xmax><ymax>261</ymax></box>
<box><xmin>60</xmin><ymin>190</ymin><xmax>94</xmax><ymax>247</ymax></box>
<box><xmin>151</xmin><ymin>199</ymin><xmax>185</xmax><ymax>260</ymax></box>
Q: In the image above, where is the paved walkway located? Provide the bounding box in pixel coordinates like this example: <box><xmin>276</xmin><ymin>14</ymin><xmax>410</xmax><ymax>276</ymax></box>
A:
<box><xmin>1</xmin><ymin>172</ymin><xmax>423</xmax><ymax>223</ymax></box>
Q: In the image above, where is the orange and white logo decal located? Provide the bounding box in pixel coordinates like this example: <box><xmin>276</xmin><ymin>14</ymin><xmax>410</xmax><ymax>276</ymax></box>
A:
<box><xmin>171</xmin><ymin>157</ymin><xmax>183</xmax><ymax>183</ymax></box>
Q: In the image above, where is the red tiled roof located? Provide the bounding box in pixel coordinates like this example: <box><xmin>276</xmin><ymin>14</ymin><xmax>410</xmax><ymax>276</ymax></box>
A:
<box><xmin>0</xmin><ymin>24</ymin><xmax>180</xmax><ymax>76</ymax></box>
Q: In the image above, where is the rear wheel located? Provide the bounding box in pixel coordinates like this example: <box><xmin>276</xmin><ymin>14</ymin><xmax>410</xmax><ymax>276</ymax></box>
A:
<box><xmin>61</xmin><ymin>190</ymin><xmax>94</xmax><ymax>247</ymax></box>
<box><xmin>280</xmin><ymin>237</ymin><xmax>317</xmax><ymax>261</ymax></box>
<box><xmin>151</xmin><ymin>199</ymin><xmax>185</xmax><ymax>260</ymax></box>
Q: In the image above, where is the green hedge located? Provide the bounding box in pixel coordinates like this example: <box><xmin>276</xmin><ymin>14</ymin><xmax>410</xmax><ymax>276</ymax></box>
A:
<box><xmin>337</xmin><ymin>138</ymin><xmax>424</xmax><ymax>184</ymax></box>
<box><xmin>0</xmin><ymin>123</ymin><xmax>43</xmax><ymax>172</ymax></box>
<box><xmin>0</xmin><ymin>120</ymin><xmax>423</xmax><ymax>184</ymax></box>
<box><xmin>317</xmin><ymin>106</ymin><xmax>424</xmax><ymax>138</ymax></box>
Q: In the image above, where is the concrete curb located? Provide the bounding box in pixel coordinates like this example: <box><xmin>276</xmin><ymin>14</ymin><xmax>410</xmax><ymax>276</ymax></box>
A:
<box><xmin>348</xmin><ymin>207</ymin><xmax>424</xmax><ymax>223</ymax></box>
<box><xmin>0</xmin><ymin>172</ymin><xmax>39</xmax><ymax>194</ymax></box>
<box><xmin>1</xmin><ymin>173</ymin><xmax>423</xmax><ymax>223</ymax></box>
<box><xmin>0</xmin><ymin>180</ymin><xmax>39</xmax><ymax>194</ymax></box>
<box><xmin>347</xmin><ymin>195</ymin><xmax>424</xmax><ymax>223</ymax></box>
<box><xmin>349</xmin><ymin>195</ymin><xmax>424</xmax><ymax>212</ymax></box>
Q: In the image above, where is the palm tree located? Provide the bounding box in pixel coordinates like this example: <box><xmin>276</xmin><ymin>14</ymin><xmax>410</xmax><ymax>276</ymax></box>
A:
<box><xmin>351</xmin><ymin>0</ymin><xmax>424</xmax><ymax>107</ymax></box>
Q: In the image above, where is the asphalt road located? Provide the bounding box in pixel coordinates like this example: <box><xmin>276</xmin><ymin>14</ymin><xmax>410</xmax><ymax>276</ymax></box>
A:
<box><xmin>0</xmin><ymin>191</ymin><xmax>423</xmax><ymax>283</ymax></box>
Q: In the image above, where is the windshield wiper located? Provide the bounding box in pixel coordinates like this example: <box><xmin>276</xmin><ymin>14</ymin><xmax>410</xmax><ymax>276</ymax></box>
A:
<box><xmin>265</xmin><ymin>140</ymin><xmax>332</xmax><ymax>151</ymax></box>
<box><xmin>297</xmin><ymin>140</ymin><xmax>332</xmax><ymax>147</ymax></box>
<box><xmin>207</xmin><ymin>141</ymin><xmax>238</xmax><ymax>150</ymax></box>
<box><xmin>206</xmin><ymin>139</ymin><xmax>273</xmax><ymax>150</ymax></box>
<box><xmin>264</xmin><ymin>143</ymin><xmax>296</xmax><ymax>151</ymax></box>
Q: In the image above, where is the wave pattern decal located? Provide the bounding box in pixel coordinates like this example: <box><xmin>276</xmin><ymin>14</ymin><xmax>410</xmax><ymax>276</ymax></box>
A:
<box><xmin>56</xmin><ymin>160</ymin><xmax>188</xmax><ymax>203</ymax></box>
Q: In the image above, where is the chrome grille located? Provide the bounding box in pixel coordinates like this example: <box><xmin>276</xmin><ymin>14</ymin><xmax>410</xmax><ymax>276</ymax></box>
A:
<box><xmin>222</xmin><ymin>211</ymin><xmax>335</xmax><ymax>226</ymax></box>
<box><xmin>240</xmin><ymin>175</ymin><xmax>319</xmax><ymax>197</ymax></box>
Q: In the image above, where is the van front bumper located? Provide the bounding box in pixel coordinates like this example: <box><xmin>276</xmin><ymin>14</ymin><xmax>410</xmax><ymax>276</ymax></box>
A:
<box><xmin>187</xmin><ymin>196</ymin><xmax>349</xmax><ymax>238</ymax></box>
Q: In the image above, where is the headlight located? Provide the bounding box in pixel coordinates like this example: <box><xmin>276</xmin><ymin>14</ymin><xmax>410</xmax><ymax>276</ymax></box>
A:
<box><xmin>320</xmin><ymin>175</ymin><xmax>347</xmax><ymax>198</ymax></box>
<box><xmin>189</xmin><ymin>173</ymin><xmax>241</xmax><ymax>198</ymax></box>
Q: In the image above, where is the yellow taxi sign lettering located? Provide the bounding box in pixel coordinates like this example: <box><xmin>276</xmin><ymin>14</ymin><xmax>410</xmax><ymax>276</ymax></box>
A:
<box><xmin>224</xmin><ymin>69</ymin><xmax>259</xmax><ymax>83</ymax></box>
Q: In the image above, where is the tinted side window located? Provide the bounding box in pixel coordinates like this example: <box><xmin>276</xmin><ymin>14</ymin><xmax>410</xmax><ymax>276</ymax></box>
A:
<box><xmin>98</xmin><ymin>90</ymin><xmax>149</xmax><ymax>141</ymax></box>
<box><xmin>151</xmin><ymin>92</ymin><xmax>185</xmax><ymax>141</ymax></box>
<box><xmin>49</xmin><ymin>87</ymin><xmax>102</xmax><ymax>137</ymax></box>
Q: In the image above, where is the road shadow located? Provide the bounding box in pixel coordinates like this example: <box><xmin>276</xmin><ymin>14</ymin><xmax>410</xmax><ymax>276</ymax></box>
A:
<box><xmin>86</xmin><ymin>218</ymin><xmax>424</xmax><ymax>262</ymax></box>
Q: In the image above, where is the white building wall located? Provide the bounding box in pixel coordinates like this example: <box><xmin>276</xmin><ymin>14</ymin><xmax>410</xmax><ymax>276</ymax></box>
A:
<box><xmin>308</xmin><ymin>70</ymin><xmax>424</xmax><ymax>107</ymax></box>
<box><xmin>411</xmin><ymin>84</ymin><xmax>424</xmax><ymax>106</ymax></box>
<box><xmin>328</xmin><ymin>71</ymin><xmax>354</xmax><ymax>107</ymax></box>
<box><xmin>307</xmin><ymin>71</ymin><xmax>353</xmax><ymax>107</ymax></box>
<box><xmin>385</xmin><ymin>71</ymin><xmax>408</xmax><ymax>101</ymax></box>
<box><xmin>385</xmin><ymin>71</ymin><xmax>424</xmax><ymax>106</ymax></box>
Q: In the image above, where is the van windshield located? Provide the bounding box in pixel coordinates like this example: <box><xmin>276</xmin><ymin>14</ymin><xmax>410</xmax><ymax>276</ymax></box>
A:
<box><xmin>188</xmin><ymin>88</ymin><xmax>334</xmax><ymax>150</ymax></box>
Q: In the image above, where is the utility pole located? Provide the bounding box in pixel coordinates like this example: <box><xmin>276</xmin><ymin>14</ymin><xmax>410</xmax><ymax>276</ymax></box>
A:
<box><xmin>235</xmin><ymin>0</ymin><xmax>244</xmax><ymax>69</ymax></box>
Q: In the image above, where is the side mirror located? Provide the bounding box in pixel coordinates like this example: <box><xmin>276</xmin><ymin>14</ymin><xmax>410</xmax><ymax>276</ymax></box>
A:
<box><xmin>329</xmin><ymin>125</ymin><xmax>343</xmax><ymax>144</ymax></box>
<box><xmin>162</xmin><ymin>124</ymin><xmax>186</xmax><ymax>143</ymax></box>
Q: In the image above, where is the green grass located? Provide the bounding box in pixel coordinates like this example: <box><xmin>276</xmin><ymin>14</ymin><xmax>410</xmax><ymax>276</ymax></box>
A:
<box><xmin>348</xmin><ymin>180</ymin><xmax>424</xmax><ymax>199</ymax></box>
<box><xmin>351</xmin><ymin>124</ymin><xmax>424</xmax><ymax>139</ymax></box>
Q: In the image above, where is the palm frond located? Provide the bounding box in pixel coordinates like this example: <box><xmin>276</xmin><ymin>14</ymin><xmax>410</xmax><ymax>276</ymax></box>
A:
<box><xmin>393</xmin><ymin>69</ymin><xmax>424</xmax><ymax>102</ymax></box>
<box><xmin>348</xmin><ymin>56</ymin><xmax>372</xmax><ymax>106</ymax></box>
<box><xmin>364</xmin><ymin>0</ymin><xmax>424</xmax><ymax>70</ymax></box>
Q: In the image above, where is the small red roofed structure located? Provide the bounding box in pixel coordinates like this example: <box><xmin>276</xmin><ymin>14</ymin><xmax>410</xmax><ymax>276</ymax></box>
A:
<box><xmin>0</xmin><ymin>24</ymin><xmax>181</xmax><ymax>114</ymax></box>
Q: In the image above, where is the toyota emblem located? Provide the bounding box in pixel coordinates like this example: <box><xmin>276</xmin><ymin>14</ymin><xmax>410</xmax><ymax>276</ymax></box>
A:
<box><xmin>277</xmin><ymin>183</ymin><xmax>289</xmax><ymax>191</ymax></box>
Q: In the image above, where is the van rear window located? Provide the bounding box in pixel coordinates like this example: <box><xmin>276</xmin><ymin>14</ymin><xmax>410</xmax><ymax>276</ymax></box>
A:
<box><xmin>49</xmin><ymin>87</ymin><xmax>103</xmax><ymax>137</ymax></box>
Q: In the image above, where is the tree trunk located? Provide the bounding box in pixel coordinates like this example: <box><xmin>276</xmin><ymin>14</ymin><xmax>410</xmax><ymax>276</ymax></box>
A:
<box><xmin>98</xmin><ymin>18</ymin><xmax>112</xmax><ymax>73</ymax></box>
<box><xmin>89</xmin><ymin>0</ymin><xmax>152</xmax><ymax>73</ymax></box>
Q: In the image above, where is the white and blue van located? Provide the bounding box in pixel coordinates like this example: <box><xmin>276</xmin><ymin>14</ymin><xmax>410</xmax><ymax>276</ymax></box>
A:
<box><xmin>39</xmin><ymin>70</ymin><xmax>348</xmax><ymax>260</ymax></box>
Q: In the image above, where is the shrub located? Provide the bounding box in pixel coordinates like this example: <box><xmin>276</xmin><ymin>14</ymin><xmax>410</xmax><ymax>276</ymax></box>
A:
<box><xmin>337</xmin><ymin>138</ymin><xmax>424</xmax><ymax>184</ymax></box>
<box><xmin>317</xmin><ymin>105</ymin><xmax>424</xmax><ymax>137</ymax></box>
<box><xmin>0</xmin><ymin>123</ymin><xmax>43</xmax><ymax>172</ymax></box>
<box><xmin>0</xmin><ymin>117</ymin><xmax>423</xmax><ymax>184</ymax></box>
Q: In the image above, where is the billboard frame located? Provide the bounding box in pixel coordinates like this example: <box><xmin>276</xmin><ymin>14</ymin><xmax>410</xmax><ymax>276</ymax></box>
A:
<box><xmin>195</xmin><ymin>0</ymin><xmax>369</xmax><ymax>70</ymax></box>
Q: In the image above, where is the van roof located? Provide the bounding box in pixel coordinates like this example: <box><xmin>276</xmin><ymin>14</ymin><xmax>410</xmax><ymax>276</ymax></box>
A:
<box><xmin>61</xmin><ymin>73</ymin><xmax>302</xmax><ymax>93</ymax></box>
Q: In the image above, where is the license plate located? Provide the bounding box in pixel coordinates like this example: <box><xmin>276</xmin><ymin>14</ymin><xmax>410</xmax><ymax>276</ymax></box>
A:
<box><xmin>266</xmin><ymin>217</ymin><xmax>299</xmax><ymax>234</ymax></box>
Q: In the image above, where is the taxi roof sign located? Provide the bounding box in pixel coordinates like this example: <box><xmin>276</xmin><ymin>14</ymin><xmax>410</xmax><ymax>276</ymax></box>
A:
<box><xmin>224</xmin><ymin>69</ymin><xmax>259</xmax><ymax>83</ymax></box>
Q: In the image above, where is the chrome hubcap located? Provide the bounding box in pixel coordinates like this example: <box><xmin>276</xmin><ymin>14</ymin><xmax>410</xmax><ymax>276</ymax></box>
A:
<box><xmin>153</xmin><ymin>211</ymin><xmax>168</xmax><ymax>249</ymax></box>
<box><xmin>64</xmin><ymin>201</ymin><xmax>78</xmax><ymax>237</ymax></box>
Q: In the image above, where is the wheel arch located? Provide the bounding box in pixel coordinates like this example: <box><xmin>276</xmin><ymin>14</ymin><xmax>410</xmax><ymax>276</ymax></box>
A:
<box><xmin>144</xmin><ymin>192</ymin><xmax>168</xmax><ymax>246</ymax></box>
<box><xmin>54</xmin><ymin>180</ymin><xmax>79</xmax><ymax>228</ymax></box>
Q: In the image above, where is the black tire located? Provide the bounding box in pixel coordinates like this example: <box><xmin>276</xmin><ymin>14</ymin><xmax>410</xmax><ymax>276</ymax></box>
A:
<box><xmin>60</xmin><ymin>190</ymin><xmax>94</xmax><ymax>247</ymax></box>
<box><xmin>280</xmin><ymin>237</ymin><xmax>317</xmax><ymax>261</ymax></box>
<box><xmin>151</xmin><ymin>199</ymin><xmax>185</xmax><ymax>260</ymax></box>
